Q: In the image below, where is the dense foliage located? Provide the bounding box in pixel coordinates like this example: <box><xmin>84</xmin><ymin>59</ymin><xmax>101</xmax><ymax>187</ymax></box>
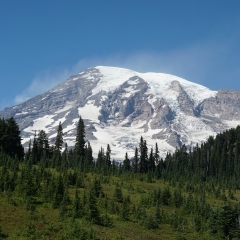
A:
<box><xmin>0</xmin><ymin>117</ymin><xmax>240</xmax><ymax>239</ymax></box>
<box><xmin>0</xmin><ymin>117</ymin><xmax>24</xmax><ymax>159</ymax></box>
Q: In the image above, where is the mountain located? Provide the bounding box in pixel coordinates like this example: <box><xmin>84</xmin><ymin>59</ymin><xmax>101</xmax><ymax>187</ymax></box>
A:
<box><xmin>1</xmin><ymin>66</ymin><xmax>240</xmax><ymax>159</ymax></box>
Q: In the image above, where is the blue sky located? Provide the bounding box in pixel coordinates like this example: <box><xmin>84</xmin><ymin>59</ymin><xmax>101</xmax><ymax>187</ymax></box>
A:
<box><xmin>1</xmin><ymin>0</ymin><xmax>240</xmax><ymax>110</ymax></box>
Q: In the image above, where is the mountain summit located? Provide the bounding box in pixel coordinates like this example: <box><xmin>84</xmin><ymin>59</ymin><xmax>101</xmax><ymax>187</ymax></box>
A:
<box><xmin>1</xmin><ymin>66</ymin><xmax>240</xmax><ymax>159</ymax></box>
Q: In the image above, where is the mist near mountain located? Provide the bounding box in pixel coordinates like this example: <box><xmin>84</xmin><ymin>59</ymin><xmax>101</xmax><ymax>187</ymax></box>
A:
<box><xmin>1</xmin><ymin>66</ymin><xmax>240</xmax><ymax>159</ymax></box>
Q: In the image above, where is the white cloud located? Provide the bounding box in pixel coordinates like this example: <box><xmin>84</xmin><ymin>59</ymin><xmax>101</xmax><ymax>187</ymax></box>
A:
<box><xmin>14</xmin><ymin>69</ymin><xmax>73</xmax><ymax>104</ymax></box>
<box><xmin>13</xmin><ymin>35</ymin><xmax>240</xmax><ymax>106</ymax></box>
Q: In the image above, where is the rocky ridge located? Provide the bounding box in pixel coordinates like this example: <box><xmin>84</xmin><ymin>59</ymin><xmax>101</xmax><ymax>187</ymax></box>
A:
<box><xmin>0</xmin><ymin>66</ymin><xmax>240</xmax><ymax>159</ymax></box>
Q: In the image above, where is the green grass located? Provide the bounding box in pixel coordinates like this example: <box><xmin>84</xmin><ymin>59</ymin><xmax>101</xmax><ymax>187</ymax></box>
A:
<box><xmin>0</xmin><ymin>171</ymin><xmax>239</xmax><ymax>240</ymax></box>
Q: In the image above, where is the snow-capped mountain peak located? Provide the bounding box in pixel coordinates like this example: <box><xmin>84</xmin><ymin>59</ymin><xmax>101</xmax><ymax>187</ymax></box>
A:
<box><xmin>0</xmin><ymin>66</ymin><xmax>239</xmax><ymax>160</ymax></box>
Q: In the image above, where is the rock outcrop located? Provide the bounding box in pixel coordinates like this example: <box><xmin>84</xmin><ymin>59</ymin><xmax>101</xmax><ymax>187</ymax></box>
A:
<box><xmin>0</xmin><ymin>66</ymin><xmax>239</xmax><ymax>159</ymax></box>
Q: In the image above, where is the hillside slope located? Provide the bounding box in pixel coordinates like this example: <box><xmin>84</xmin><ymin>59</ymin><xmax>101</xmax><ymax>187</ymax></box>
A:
<box><xmin>1</xmin><ymin>66</ymin><xmax>240</xmax><ymax>159</ymax></box>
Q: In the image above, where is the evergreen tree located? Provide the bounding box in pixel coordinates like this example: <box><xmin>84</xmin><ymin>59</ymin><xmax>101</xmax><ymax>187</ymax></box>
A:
<box><xmin>123</xmin><ymin>152</ymin><xmax>131</xmax><ymax>171</ymax></box>
<box><xmin>53</xmin><ymin>175</ymin><xmax>64</xmax><ymax>208</ymax></box>
<box><xmin>96</xmin><ymin>147</ymin><xmax>105</xmax><ymax>168</ymax></box>
<box><xmin>31</xmin><ymin>131</ymin><xmax>38</xmax><ymax>164</ymax></box>
<box><xmin>74</xmin><ymin>116</ymin><xmax>85</xmax><ymax>160</ymax></box>
<box><xmin>37</xmin><ymin>130</ymin><xmax>50</xmax><ymax>160</ymax></box>
<box><xmin>59</xmin><ymin>188</ymin><xmax>69</xmax><ymax>219</ymax></box>
<box><xmin>0</xmin><ymin>118</ymin><xmax>7</xmax><ymax>152</ymax></box>
<box><xmin>132</xmin><ymin>147</ymin><xmax>139</xmax><ymax>173</ymax></box>
<box><xmin>154</xmin><ymin>143</ymin><xmax>160</xmax><ymax>165</ymax></box>
<box><xmin>0</xmin><ymin>117</ymin><xmax>24</xmax><ymax>159</ymax></box>
<box><xmin>142</xmin><ymin>213</ymin><xmax>159</xmax><ymax>229</ymax></box>
<box><xmin>139</xmin><ymin>136</ymin><xmax>148</xmax><ymax>173</ymax></box>
<box><xmin>22</xmin><ymin>161</ymin><xmax>37</xmax><ymax>207</ymax></box>
<box><xmin>84</xmin><ymin>142</ymin><xmax>93</xmax><ymax>167</ymax></box>
<box><xmin>55</xmin><ymin>122</ymin><xmax>63</xmax><ymax>152</ymax></box>
<box><xmin>173</xmin><ymin>188</ymin><xmax>183</xmax><ymax>208</ymax></box>
<box><xmin>161</xmin><ymin>186</ymin><xmax>171</xmax><ymax>206</ymax></box>
<box><xmin>114</xmin><ymin>185</ymin><xmax>123</xmax><ymax>203</ymax></box>
<box><xmin>72</xmin><ymin>189</ymin><xmax>81</xmax><ymax>218</ymax></box>
<box><xmin>87</xmin><ymin>187</ymin><xmax>100</xmax><ymax>224</ymax></box>
<box><xmin>25</xmin><ymin>139</ymin><xmax>32</xmax><ymax>162</ymax></box>
<box><xmin>105</xmin><ymin>144</ymin><xmax>111</xmax><ymax>168</ymax></box>
<box><xmin>148</xmin><ymin>147</ymin><xmax>155</xmax><ymax>173</ymax></box>
<box><xmin>92</xmin><ymin>178</ymin><xmax>103</xmax><ymax>198</ymax></box>
<box><xmin>119</xmin><ymin>197</ymin><xmax>130</xmax><ymax>221</ymax></box>
<box><xmin>61</xmin><ymin>143</ymin><xmax>69</xmax><ymax>170</ymax></box>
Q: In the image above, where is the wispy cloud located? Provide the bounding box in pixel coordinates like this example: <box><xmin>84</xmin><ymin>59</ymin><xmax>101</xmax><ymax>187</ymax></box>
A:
<box><xmin>13</xmin><ymin>34</ymin><xmax>240</xmax><ymax>106</ymax></box>
<box><xmin>14</xmin><ymin>69</ymin><xmax>74</xmax><ymax>104</ymax></box>
<box><xmin>14</xmin><ymin>59</ymin><xmax>105</xmax><ymax>105</ymax></box>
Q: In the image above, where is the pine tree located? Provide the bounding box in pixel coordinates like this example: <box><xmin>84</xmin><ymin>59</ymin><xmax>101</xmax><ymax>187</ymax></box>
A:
<box><xmin>25</xmin><ymin>139</ymin><xmax>32</xmax><ymax>162</ymax></box>
<box><xmin>154</xmin><ymin>143</ymin><xmax>160</xmax><ymax>165</ymax></box>
<box><xmin>96</xmin><ymin>147</ymin><xmax>105</xmax><ymax>168</ymax></box>
<box><xmin>61</xmin><ymin>143</ymin><xmax>69</xmax><ymax>170</ymax></box>
<box><xmin>91</xmin><ymin>178</ymin><xmax>103</xmax><ymax>198</ymax></box>
<box><xmin>132</xmin><ymin>147</ymin><xmax>139</xmax><ymax>173</ymax></box>
<box><xmin>74</xmin><ymin>116</ymin><xmax>85</xmax><ymax>160</ymax></box>
<box><xmin>23</xmin><ymin>161</ymin><xmax>37</xmax><ymax>208</ymax></box>
<box><xmin>105</xmin><ymin>144</ymin><xmax>111</xmax><ymax>168</ymax></box>
<box><xmin>114</xmin><ymin>185</ymin><xmax>123</xmax><ymax>203</ymax></box>
<box><xmin>123</xmin><ymin>152</ymin><xmax>131</xmax><ymax>171</ymax></box>
<box><xmin>59</xmin><ymin>188</ymin><xmax>69</xmax><ymax>219</ymax></box>
<box><xmin>72</xmin><ymin>189</ymin><xmax>81</xmax><ymax>218</ymax></box>
<box><xmin>142</xmin><ymin>213</ymin><xmax>159</xmax><ymax>229</ymax></box>
<box><xmin>161</xmin><ymin>186</ymin><xmax>171</xmax><ymax>206</ymax></box>
<box><xmin>55</xmin><ymin>122</ymin><xmax>63</xmax><ymax>152</ymax></box>
<box><xmin>37</xmin><ymin>130</ymin><xmax>50</xmax><ymax>160</ymax></box>
<box><xmin>87</xmin><ymin>187</ymin><xmax>100</xmax><ymax>224</ymax></box>
<box><xmin>173</xmin><ymin>188</ymin><xmax>183</xmax><ymax>208</ymax></box>
<box><xmin>31</xmin><ymin>131</ymin><xmax>38</xmax><ymax>164</ymax></box>
<box><xmin>53</xmin><ymin>175</ymin><xmax>64</xmax><ymax>208</ymax></box>
<box><xmin>139</xmin><ymin>136</ymin><xmax>148</xmax><ymax>173</ymax></box>
<box><xmin>1</xmin><ymin>117</ymin><xmax>24</xmax><ymax>159</ymax></box>
<box><xmin>84</xmin><ymin>142</ymin><xmax>93</xmax><ymax>167</ymax></box>
<box><xmin>0</xmin><ymin>118</ymin><xmax>7</xmax><ymax>152</ymax></box>
<box><xmin>148</xmin><ymin>147</ymin><xmax>155</xmax><ymax>173</ymax></box>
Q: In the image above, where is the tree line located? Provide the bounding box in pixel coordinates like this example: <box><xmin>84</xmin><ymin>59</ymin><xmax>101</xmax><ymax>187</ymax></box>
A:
<box><xmin>1</xmin><ymin>116</ymin><xmax>240</xmax><ymax>239</ymax></box>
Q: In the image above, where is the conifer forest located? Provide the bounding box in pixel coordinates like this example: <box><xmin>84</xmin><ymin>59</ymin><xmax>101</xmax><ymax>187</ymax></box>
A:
<box><xmin>1</xmin><ymin>116</ymin><xmax>240</xmax><ymax>239</ymax></box>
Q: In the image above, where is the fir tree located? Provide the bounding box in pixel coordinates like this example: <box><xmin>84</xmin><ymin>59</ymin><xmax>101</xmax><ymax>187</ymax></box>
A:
<box><xmin>55</xmin><ymin>122</ymin><xmax>63</xmax><ymax>152</ymax></box>
<box><xmin>123</xmin><ymin>152</ymin><xmax>131</xmax><ymax>172</ymax></box>
<box><xmin>173</xmin><ymin>188</ymin><xmax>183</xmax><ymax>208</ymax></box>
<box><xmin>59</xmin><ymin>188</ymin><xmax>69</xmax><ymax>219</ymax></box>
<box><xmin>87</xmin><ymin>187</ymin><xmax>100</xmax><ymax>224</ymax></box>
<box><xmin>119</xmin><ymin>197</ymin><xmax>130</xmax><ymax>221</ymax></box>
<box><xmin>114</xmin><ymin>185</ymin><xmax>123</xmax><ymax>203</ymax></box>
<box><xmin>74</xmin><ymin>116</ymin><xmax>85</xmax><ymax>160</ymax></box>
<box><xmin>139</xmin><ymin>136</ymin><xmax>148</xmax><ymax>173</ymax></box>
<box><xmin>52</xmin><ymin>175</ymin><xmax>64</xmax><ymax>208</ymax></box>
<box><xmin>148</xmin><ymin>147</ymin><xmax>155</xmax><ymax>173</ymax></box>
<box><xmin>84</xmin><ymin>142</ymin><xmax>93</xmax><ymax>167</ymax></box>
<box><xmin>154</xmin><ymin>143</ymin><xmax>160</xmax><ymax>165</ymax></box>
<box><xmin>96</xmin><ymin>147</ymin><xmax>105</xmax><ymax>168</ymax></box>
<box><xmin>0</xmin><ymin>117</ymin><xmax>24</xmax><ymax>159</ymax></box>
<box><xmin>132</xmin><ymin>147</ymin><xmax>139</xmax><ymax>173</ymax></box>
<box><xmin>31</xmin><ymin>131</ymin><xmax>38</xmax><ymax>164</ymax></box>
<box><xmin>25</xmin><ymin>139</ymin><xmax>32</xmax><ymax>162</ymax></box>
<box><xmin>37</xmin><ymin>130</ymin><xmax>50</xmax><ymax>160</ymax></box>
<box><xmin>105</xmin><ymin>144</ymin><xmax>111</xmax><ymax>168</ymax></box>
<box><xmin>72</xmin><ymin>189</ymin><xmax>81</xmax><ymax>218</ymax></box>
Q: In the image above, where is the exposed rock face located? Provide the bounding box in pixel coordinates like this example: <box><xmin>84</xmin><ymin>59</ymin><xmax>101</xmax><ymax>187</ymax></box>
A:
<box><xmin>200</xmin><ymin>90</ymin><xmax>240</xmax><ymax>120</ymax></box>
<box><xmin>170</xmin><ymin>80</ymin><xmax>196</xmax><ymax>116</ymax></box>
<box><xmin>150</xmin><ymin>98</ymin><xmax>174</xmax><ymax>129</ymax></box>
<box><xmin>0</xmin><ymin>66</ymin><xmax>240</xmax><ymax>159</ymax></box>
